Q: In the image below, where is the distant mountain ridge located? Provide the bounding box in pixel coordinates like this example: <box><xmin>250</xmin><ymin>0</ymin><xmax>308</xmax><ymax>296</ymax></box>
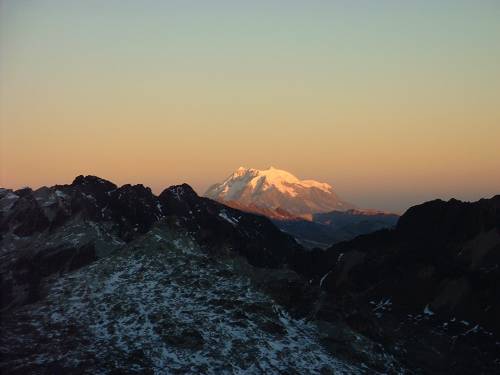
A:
<box><xmin>279</xmin><ymin>209</ymin><xmax>399</xmax><ymax>248</ymax></box>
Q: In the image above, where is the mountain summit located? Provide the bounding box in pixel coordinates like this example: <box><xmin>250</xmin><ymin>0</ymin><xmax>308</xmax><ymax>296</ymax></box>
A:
<box><xmin>205</xmin><ymin>166</ymin><xmax>353</xmax><ymax>218</ymax></box>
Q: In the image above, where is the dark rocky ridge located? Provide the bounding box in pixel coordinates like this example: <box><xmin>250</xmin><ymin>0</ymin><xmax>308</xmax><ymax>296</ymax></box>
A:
<box><xmin>1</xmin><ymin>176</ymin><xmax>391</xmax><ymax>374</ymax></box>
<box><xmin>313</xmin><ymin>195</ymin><xmax>500</xmax><ymax>373</ymax></box>
<box><xmin>320</xmin><ymin>196</ymin><xmax>500</xmax><ymax>331</ymax></box>
<box><xmin>0</xmin><ymin>176</ymin><xmax>304</xmax><ymax>311</ymax></box>
<box><xmin>158</xmin><ymin>184</ymin><xmax>303</xmax><ymax>268</ymax></box>
<box><xmin>1</xmin><ymin>176</ymin><xmax>499</xmax><ymax>373</ymax></box>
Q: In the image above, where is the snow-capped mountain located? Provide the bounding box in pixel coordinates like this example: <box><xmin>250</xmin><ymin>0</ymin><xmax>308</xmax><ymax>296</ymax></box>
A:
<box><xmin>205</xmin><ymin>167</ymin><xmax>354</xmax><ymax>219</ymax></box>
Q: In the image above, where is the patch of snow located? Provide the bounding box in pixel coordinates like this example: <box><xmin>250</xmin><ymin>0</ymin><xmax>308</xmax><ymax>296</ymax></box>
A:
<box><xmin>82</xmin><ymin>193</ymin><xmax>96</xmax><ymax>201</ymax></box>
<box><xmin>319</xmin><ymin>270</ymin><xmax>332</xmax><ymax>288</ymax></box>
<box><xmin>373</xmin><ymin>298</ymin><xmax>392</xmax><ymax>318</ymax></box>
<box><xmin>219</xmin><ymin>211</ymin><xmax>239</xmax><ymax>226</ymax></box>
<box><xmin>300</xmin><ymin>179</ymin><xmax>333</xmax><ymax>193</ymax></box>
<box><xmin>55</xmin><ymin>190</ymin><xmax>67</xmax><ymax>199</ymax></box>
<box><xmin>111</xmin><ymin>236</ymin><xmax>126</xmax><ymax>246</ymax></box>
<box><xmin>423</xmin><ymin>305</ymin><xmax>434</xmax><ymax>316</ymax></box>
<box><xmin>463</xmin><ymin>324</ymin><xmax>480</xmax><ymax>335</ymax></box>
<box><xmin>0</xmin><ymin>191</ymin><xmax>19</xmax><ymax>212</ymax></box>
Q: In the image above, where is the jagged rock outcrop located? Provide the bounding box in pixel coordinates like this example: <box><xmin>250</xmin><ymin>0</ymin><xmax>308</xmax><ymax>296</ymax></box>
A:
<box><xmin>320</xmin><ymin>196</ymin><xmax>500</xmax><ymax>329</ymax></box>
<box><xmin>159</xmin><ymin>184</ymin><xmax>303</xmax><ymax>268</ymax></box>
<box><xmin>0</xmin><ymin>176</ymin><xmax>304</xmax><ymax>310</ymax></box>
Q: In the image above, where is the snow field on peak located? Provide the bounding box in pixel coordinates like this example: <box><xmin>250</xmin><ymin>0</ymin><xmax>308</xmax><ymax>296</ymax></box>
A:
<box><xmin>211</xmin><ymin>167</ymin><xmax>333</xmax><ymax>200</ymax></box>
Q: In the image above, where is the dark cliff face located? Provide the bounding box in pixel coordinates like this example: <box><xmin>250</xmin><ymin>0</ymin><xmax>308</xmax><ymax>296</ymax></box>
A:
<box><xmin>318</xmin><ymin>195</ymin><xmax>500</xmax><ymax>331</ymax></box>
<box><xmin>396</xmin><ymin>196</ymin><xmax>500</xmax><ymax>249</ymax></box>
<box><xmin>305</xmin><ymin>196</ymin><xmax>500</xmax><ymax>373</ymax></box>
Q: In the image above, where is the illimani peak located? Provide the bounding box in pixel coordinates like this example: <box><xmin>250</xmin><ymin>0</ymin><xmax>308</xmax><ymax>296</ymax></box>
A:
<box><xmin>205</xmin><ymin>166</ymin><xmax>353</xmax><ymax>218</ymax></box>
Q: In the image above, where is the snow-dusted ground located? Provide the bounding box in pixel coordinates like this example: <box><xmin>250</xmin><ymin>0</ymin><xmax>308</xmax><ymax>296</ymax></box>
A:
<box><xmin>1</xmin><ymin>228</ymin><xmax>366</xmax><ymax>374</ymax></box>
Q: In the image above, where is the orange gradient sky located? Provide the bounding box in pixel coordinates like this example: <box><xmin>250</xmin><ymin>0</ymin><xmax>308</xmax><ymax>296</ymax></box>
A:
<box><xmin>1</xmin><ymin>1</ymin><xmax>499</xmax><ymax>212</ymax></box>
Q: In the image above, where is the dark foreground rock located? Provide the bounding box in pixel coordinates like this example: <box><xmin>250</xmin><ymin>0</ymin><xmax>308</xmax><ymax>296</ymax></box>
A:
<box><xmin>313</xmin><ymin>195</ymin><xmax>500</xmax><ymax>373</ymax></box>
<box><xmin>1</xmin><ymin>177</ymin><xmax>499</xmax><ymax>374</ymax></box>
<box><xmin>0</xmin><ymin>226</ymin><xmax>379</xmax><ymax>374</ymax></box>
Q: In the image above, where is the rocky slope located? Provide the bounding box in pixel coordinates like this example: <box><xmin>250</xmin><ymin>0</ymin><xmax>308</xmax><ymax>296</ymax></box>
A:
<box><xmin>0</xmin><ymin>176</ymin><xmax>306</xmax><ymax>311</ymax></box>
<box><xmin>1</xmin><ymin>226</ymin><xmax>368</xmax><ymax>374</ymax></box>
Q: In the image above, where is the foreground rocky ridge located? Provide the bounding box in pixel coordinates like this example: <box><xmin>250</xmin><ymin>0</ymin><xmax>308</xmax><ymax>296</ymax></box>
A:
<box><xmin>1</xmin><ymin>176</ymin><xmax>499</xmax><ymax>373</ymax></box>
<box><xmin>0</xmin><ymin>176</ymin><xmax>304</xmax><ymax>311</ymax></box>
<box><xmin>1</xmin><ymin>226</ymin><xmax>375</xmax><ymax>374</ymax></box>
<box><xmin>0</xmin><ymin>176</ymin><xmax>401</xmax><ymax>374</ymax></box>
<box><xmin>315</xmin><ymin>196</ymin><xmax>500</xmax><ymax>372</ymax></box>
<box><xmin>320</xmin><ymin>196</ymin><xmax>500</xmax><ymax>333</ymax></box>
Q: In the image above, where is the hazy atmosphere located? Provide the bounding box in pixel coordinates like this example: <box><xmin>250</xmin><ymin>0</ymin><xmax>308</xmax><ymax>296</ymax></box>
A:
<box><xmin>1</xmin><ymin>1</ymin><xmax>499</xmax><ymax>212</ymax></box>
